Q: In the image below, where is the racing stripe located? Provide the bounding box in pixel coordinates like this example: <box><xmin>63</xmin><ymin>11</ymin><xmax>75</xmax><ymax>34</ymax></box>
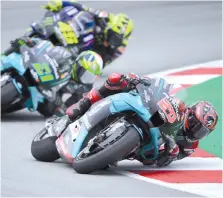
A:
<box><xmin>168</xmin><ymin>67</ymin><xmax>222</xmax><ymax>75</ymax></box>
<box><xmin>131</xmin><ymin>170</ymin><xmax>222</xmax><ymax>183</ymax></box>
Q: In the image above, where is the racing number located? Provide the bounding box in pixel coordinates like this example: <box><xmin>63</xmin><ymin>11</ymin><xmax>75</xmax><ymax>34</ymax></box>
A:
<box><xmin>157</xmin><ymin>98</ymin><xmax>177</xmax><ymax>124</ymax></box>
<box><xmin>33</xmin><ymin>63</ymin><xmax>55</xmax><ymax>82</ymax></box>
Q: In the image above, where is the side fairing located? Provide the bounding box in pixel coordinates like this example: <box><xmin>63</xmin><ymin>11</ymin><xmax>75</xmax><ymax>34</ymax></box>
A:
<box><xmin>1</xmin><ymin>53</ymin><xmax>25</xmax><ymax>75</ymax></box>
<box><xmin>109</xmin><ymin>92</ymin><xmax>151</xmax><ymax>122</ymax></box>
<box><xmin>70</xmin><ymin>92</ymin><xmax>152</xmax><ymax>158</ymax></box>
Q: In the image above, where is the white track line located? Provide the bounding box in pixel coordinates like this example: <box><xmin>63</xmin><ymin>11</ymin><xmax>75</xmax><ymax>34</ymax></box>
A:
<box><xmin>112</xmin><ymin>170</ymin><xmax>222</xmax><ymax>197</ymax></box>
<box><xmin>147</xmin><ymin>59</ymin><xmax>223</xmax><ymax>78</ymax></box>
<box><xmin>115</xmin><ymin>157</ymin><xmax>222</xmax><ymax>171</ymax></box>
<box><xmin>163</xmin><ymin>74</ymin><xmax>221</xmax><ymax>84</ymax></box>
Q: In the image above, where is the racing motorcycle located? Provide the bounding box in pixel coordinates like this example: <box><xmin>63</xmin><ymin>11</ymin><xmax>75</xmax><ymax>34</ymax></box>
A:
<box><xmin>1</xmin><ymin>7</ymin><xmax>96</xmax><ymax>116</ymax></box>
<box><xmin>26</xmin><ymin>6</ymin><xmax>95</xmax><ymax>54</ymax></box>
<box><xmin>31</xmin><ymin>82</ymin><xmax>181</xmax><ymax>174</ymax></box>
<box><xmin>0</xmin><ymin>39</ymin><xmax>73</xmax><ymax>116</ymax></box>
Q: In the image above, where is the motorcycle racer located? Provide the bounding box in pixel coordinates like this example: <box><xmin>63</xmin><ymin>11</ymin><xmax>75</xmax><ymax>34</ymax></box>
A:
<box><xmin>7</xmin><ymin>37</ymin><xmax>103</xmax><ymax>116</ymax></box>
<box><xmin>65</xmin><ymin>72</ymin><xmax>218</xmax><ymax>167</ymax></box>
<box><xmin>25</xmin><ymin>0</ymin><xmax>134</xmax><ymax>68</ymax></box>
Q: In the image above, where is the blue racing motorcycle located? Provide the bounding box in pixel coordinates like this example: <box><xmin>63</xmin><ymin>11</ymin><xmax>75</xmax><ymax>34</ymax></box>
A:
<box><xmin>31</xmin><ymin>82</ymin><xmax>181</xmax><ymax>174</ymax></box>
<box><xmin>0</xmin><ymin>39</ymin><xmax>72</xmax><ymax>116</ymax></box>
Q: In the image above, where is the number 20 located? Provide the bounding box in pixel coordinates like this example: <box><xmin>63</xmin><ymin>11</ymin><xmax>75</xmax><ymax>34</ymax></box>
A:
<box><xmin>157</xmin><ymin>98</ymin><xmax>177</xmax><ymax>123</ymax></box>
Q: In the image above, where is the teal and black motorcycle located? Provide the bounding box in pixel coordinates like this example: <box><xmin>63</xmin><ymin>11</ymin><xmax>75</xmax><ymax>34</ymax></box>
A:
<box><xmin>0</xmin><ymin>39</ymin><xmax>72</xmax><ymax>117</ymax></box>
<box><xmin>31</xmin><ymin>82</ymin><xmax>181</xmax><ymax>174</ymax></box>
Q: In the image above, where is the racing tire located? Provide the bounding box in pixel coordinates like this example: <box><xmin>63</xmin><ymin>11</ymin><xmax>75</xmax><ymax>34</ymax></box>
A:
<box><xmin>1</xmin><ymin>73</ymin><xmax>20</xmax><ymax>112</ymax></box>
<box><xmin>31</xmin><ymin>129</ymin><xmax>60</xmax><ymax>162</ymax></box>
<box><xmin>72</xmin><ymin>127</ymin><xmax>140</xmax><ymax>174</ymax></box>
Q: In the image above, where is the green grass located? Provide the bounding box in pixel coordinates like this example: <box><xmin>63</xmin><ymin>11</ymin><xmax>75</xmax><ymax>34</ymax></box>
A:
<box><xmin>176</xmin><ymin>77</ymin><xmax>222</xmax><ymax>158</ymax></box>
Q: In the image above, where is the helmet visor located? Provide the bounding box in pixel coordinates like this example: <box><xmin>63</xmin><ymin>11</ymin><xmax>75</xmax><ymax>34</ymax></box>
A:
<box><xmin>76</xmin><ymin>61</ymin><xmax>97</xmax><ymax>84</ymax></box>
<box><xmin>187</xmin><ymin>112</ymin><xmax>210</xmax><ymax>141</ymax></box>
<box><xmin>80</xmin><ymin>70</ymin><xmax>97</xmax><ymax>84</ymax></box>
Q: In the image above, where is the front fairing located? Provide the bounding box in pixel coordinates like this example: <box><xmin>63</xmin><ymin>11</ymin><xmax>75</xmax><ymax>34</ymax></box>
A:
<box><xmin>1</xmin><ymin>53</ymin><xmax>26</xmax><ymax>75</ymax></box>
<box><xmin>0</xmin><ymin>48</ymin><xmax>45</xmax><ymax>112</ymax></box>
<box><xmin>109</xmin><ymin>91</ymin><xmax>151</xmax><ymax>122</ymax></box>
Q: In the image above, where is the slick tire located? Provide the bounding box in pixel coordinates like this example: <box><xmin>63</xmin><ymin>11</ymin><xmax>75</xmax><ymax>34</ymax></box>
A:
<box><xmin>31</xmin><ymin>129</ymin><xmax>60</xmax><ymax>162</ymax></box>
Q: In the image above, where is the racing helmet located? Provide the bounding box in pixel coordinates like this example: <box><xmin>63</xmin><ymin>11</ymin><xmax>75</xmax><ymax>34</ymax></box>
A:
<box><xmin>55</xmin><ymin>11</ymin><xmax>95</xmax><ymax>46</ymax></box>
<box><xmin>71</xmin><ymin>50</ymin><xmax>103</xmax><ymax>84</ymax></box>
<box><xmin>183</xmin><ymin>101</ymin><xmax>218</xmax><ymax>142</ymax></box>
<box><xmin>104</xmin><ymin>13</ymin><xmax>133</xmax><ymax>48</ymax></box>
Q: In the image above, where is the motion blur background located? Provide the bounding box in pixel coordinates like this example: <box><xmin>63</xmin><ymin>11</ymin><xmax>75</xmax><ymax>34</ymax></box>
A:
<box><xmin>2</xmin><ymin>1</ymin><xmax>222</xmax><ymax>75</ymax></box>
<box><xmin>1</xmin><ymin>1</ymin><xmax>222</xmax><ymax>197</ymax></box>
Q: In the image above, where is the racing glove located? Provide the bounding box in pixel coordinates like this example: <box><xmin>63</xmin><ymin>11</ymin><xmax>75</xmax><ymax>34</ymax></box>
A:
<box><xmin>105</xmin><ymin>72</ymin><xmax>150</xmax><ymax>92</ymax></box>
<box><xmin>125</xmin><ymin>73</ymin><xmax>151</xmax><ymax>89</ymax></box>
<box><xmin>156</xmin><ymin>134</ymin><xmax>179</xmax><ymax>167</ymax></box>
<box><xmin>10</xmin><ymin>36</ymin><xmax>34</xmax><ymax>53</ymax></box>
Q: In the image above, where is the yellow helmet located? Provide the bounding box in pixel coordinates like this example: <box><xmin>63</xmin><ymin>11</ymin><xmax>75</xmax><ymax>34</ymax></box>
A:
<box><xmin>104</xmin><ymin>13</ymin><xmax>134</xmax><ymax>48</ymax></box>
<box><xmin>71</xmin><ymin>50</ymin><xmax>103</xmax><ymax>84</ymax></box>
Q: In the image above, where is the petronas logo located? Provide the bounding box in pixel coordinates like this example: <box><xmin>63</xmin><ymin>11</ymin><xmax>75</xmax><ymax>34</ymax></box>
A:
<box><xmin>43</xmin><ymin>17</ymin><xmax>54</xmax><ymax>26</ymax></box>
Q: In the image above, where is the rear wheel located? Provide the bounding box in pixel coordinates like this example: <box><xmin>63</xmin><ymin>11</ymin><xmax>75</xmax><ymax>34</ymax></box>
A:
<box><xmin>72</xmin><ymin>120</ymin><xmax>141</xmax><ymax>174</ymax></box>
<box><xmin>31</xmin><ymin>128</ymin><xmax>60</xmax><ymax>162</ymax></box>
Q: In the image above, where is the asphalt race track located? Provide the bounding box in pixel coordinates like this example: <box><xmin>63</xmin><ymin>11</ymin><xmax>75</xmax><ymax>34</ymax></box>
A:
<box><xmin>1</xmin><ymin>1</ymin><xmax>222</xmax><ymax>197</ymax></box>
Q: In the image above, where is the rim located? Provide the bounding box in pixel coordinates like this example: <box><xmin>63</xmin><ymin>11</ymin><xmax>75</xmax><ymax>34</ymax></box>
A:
<box><xmin>75</xmin><ymin>127</ymin><xmax>128</xmax><ymax>161</ymax></box>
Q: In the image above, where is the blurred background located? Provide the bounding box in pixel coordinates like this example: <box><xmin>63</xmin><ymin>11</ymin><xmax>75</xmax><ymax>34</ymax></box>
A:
<box><xmin>2</xmin><ymin>1</ymin><xmax>222</xmax><ymax>76</ymax></box>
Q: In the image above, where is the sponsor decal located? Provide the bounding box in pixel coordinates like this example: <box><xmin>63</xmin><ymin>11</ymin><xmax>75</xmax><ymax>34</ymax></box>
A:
<box><xmin>143</xmin><ymin>90</ymin><xmax>151</xmax><ymax>103</ymax></box>
<box><xmin>163</xmin><ymin>92</ymin><xmax>180</xmax><ymax>121</ymax></box>
<box><xmin>83</xmin><ymin>34</ymin><xmax>94</xmax><ymax>43</ymax></box>
<box><xmin>154</xmin><ymin>78</ymin><xmax>160</xmax><ymax>86</ymax></box>
<box><xmin>67</xmin><ymin>8</ymin><xmax>78</xmax><ymax>16</ymax></box>
<box><xmin>69</xmin><ymin>121</ymin><xmax>81</xmax><ymax>141</ymax></box>
<box><xmin>23</xmin><ymin>51</ymin><xmax>30</xmax><ymax>62</ymax></box>
<box><xmin>158</xmin><ymin>109</ymin><xmax>167</xmax><ymax>122</ymax></box>
<box><xmin>44</xmin><ymin>54</ymin><xmax>59</xmax><ymax>79</ymax></box>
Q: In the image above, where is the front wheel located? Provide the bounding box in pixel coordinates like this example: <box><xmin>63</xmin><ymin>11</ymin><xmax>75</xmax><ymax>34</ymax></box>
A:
<box><xmin>1</xmin><ymin>73</ymin><xmax>21</xmax><ymax>113</ymax></box>
<box><xmin>72</xmin><ymin>124</ymin><xmax>141</xmax><ymax>174</ymax></box>
<box><xmin>31</xmin><ymin>128</ymin><xmax>60</xmax><ymax>162</ymax></box>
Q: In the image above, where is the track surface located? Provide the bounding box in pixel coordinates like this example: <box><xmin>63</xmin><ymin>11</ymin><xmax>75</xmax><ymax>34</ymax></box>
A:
<box><xmin>1</xmin><ymin>1</ymin><xmax>222</xmax><ymax>197</ymax></box>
